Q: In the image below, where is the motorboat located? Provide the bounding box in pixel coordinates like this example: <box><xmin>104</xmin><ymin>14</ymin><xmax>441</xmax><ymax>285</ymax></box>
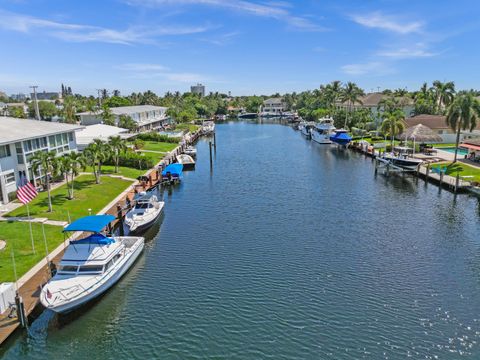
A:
<box><xmin>311</xmin><ymin>117</ymin><xmax>336</xmax><ymax>144</ymax></box>
<box><xmin>162</xmin><ymin>163</ymin><xmax>183</xmax><ymax>184</ymax></box>
<box><xmin>300</xmin><ymin>121</ymin><xmax>316</xmax><ymax>139</ymax></box>
<box><xmin>329</xmin><ymin>129</ymin><xmax>352</xmax><ymax>147</ymax></box>
<box><xmin>201</xmin><ymin>121</ymin><xmax>215</xmax><ymax>134</ymax></box>
<box><xmin>378</xmin><ymin>147</ymin><xmax>423</xmax><ymax>170</ymax></box>
<box><xmin>40</xmin><ymin>215</ymin><xmax>144</xmax><ymax>313</ymax></box>
<box><xmin>237</xmin><ymin>112</ymin><xmax>257</xmax><ymax>119</ymax></box>
<box><xmin>184</xmin><ymin>146</ymin><xmax>197</xmax><ymax>157</ymax></box>
<box><xmin>176</xmin><ymin>153</ymin><xmax>196</xmax><ymax>169</ymax></box>
<box><xmin>125</xmin><ymin>192</ymin><xmax>164</xmax><ymax>233</ymax></box>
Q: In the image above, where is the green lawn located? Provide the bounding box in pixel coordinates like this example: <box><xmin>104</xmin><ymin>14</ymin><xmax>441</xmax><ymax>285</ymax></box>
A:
<box><xmin>175</xmin><ymin>123</ymin><xmax>200</xmax><ymax>133</ymax></box>
<box><xmin>141</xmin><ymin>141</ymin><xmax>178</xmax><ymax>152</ymax></box>
<box><xmin>87</xmin><ymin>165</ymin><xmax>146</xmax><ymax>180</ymax></box>
<box><xmin>431</xmin><ymin>162</ymin><xmax>480</xmax><ymax>182</ymax></box>
<box><xmin>431</xmin><ymin>143</ymin><xmax>456</xmax><ymax>148</ymax></box>
<box><xmin>6</xmin><ymin>174</ymin><xmax>133</xmax><ymax>222</ymax></box>
<box><xmin>0</xmin><ymin>221</ymin><xmax>65</xmax><ymax>282</ymax></box>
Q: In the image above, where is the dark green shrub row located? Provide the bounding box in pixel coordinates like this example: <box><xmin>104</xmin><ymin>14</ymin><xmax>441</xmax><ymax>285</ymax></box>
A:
<box><xmin>105</xmin><ymin>151</ymin><xmax>154</xmax><ymax>170</ymax></box>
<box><xmin>135</xmin><ymin>132</ymin><xmax>180</xmax><ymax>143</ymax></box>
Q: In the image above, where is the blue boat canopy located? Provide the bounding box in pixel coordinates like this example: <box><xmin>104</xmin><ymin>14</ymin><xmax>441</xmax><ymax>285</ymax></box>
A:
<box><xmin>330</xmin><ymin>132</ymin><xmax>352</xmax><ymax>145</ymax></box>
<box><xmin>63</xmin><ymin>215</ymin><xmax>116</xmax><ymax>233</ymax></box>
<box><xmin>71</xmin><ymin>233</ymin><xmax>115</xmax><ymax>245</ymax></box>
<box><xmin>162</xmin><ymin>163</ymin><xmax>183</xmax><ymax>177</ymax></box>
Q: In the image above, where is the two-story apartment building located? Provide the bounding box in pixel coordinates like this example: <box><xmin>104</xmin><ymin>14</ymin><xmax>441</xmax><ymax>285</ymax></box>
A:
<box><xmin>77</xmin><ymin>105</ymin><xmax>169</xmax><ymax>132</ymax></box>
<box><xmin>0</xmin><ymin>117</ymin><xmax>83</xmax><ymax>204</ymax></box>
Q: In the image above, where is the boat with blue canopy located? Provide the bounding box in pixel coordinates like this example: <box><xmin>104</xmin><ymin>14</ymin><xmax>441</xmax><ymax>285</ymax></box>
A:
<box><xmin>40</xmin><ymin>215</ymin><xmax>144</xmax><ymax>313</ymax></box>
<box><xmin>162</xmin><ymin>163</ymin><xmax>183</xmax><ymax>184</ymax></box>
<box><xmin>329</xmin><ymin>129</ymin><xmax>352</xmax><ymax>147</ymax></box>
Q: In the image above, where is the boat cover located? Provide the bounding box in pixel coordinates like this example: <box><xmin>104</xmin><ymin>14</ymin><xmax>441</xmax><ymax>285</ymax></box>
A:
<box><xmin>162</xmin><ymin>163</ymin><xmax>183</xmax><ymax>177</ymax></box>
<box><xmin>71</xmin><ymin>233</ymin><xmax>115</xmax><ymax>245</ymax></box>
<box><xmin>330</xmin><ymin>132</ymin><xmax>352</xmax><ymax>144</ymax></box>
<box><xmin>64</xmin><ymin>215</ymin><xmax>116</xmax><ymax>233</ymax></box>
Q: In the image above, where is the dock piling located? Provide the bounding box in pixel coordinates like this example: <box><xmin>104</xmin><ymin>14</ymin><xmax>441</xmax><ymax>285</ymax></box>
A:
<box><xmin>15</xmin><ymin>294</ymin><xmax>28</xmax><ymax>328</ymax></box>
<box><xmin>209</xmin><ymin>141</ymin><xmax>213</xmax><ymax>168</ymax></box>
<box><xmin>117</xmin><ymin>204</ymin><xmax>124</xmax><ymax>236</ymax></box>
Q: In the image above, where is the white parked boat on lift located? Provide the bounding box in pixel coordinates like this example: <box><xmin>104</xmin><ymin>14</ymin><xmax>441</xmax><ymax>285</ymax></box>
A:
<box><xmin>184</xmin><ymin>146</ymin><xmax>197</xmax><ymax>157</ymax></box>
<box><xmin>176</xmin><ymin>153</ymin><xmax>196</xmax><ymax>169</ymax></box>
<box><xmin>125</xmin><ymin>192</ymin><xmax>164</xmax><ymax>233</ymax></box>
<box><xmin>378</xmin><ymin>147</ymin><xmax>424</xmax><ymax>170</ymax></box>
<box><xmin>40</xmin><ymin>215</ymin><xmax>144</xmax><ymax>314</ymax></box>
<box><xmin>311</xmin><ymin>117</ymin><xmax>336</xmax><ymax>144</ymax></box>
<box><xmin>201</xmin><ymin>121</ymin><xmax>215</xmax><ymax>134</ymax></box>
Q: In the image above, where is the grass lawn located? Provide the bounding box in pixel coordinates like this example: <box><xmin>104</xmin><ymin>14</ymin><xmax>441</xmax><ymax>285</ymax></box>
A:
<box><xmin>0</xmin><ymin>221</ymin><xmax>65</xmax><ymax>282</ymax></box>
<box><xmin>137</xmin><ymin>151</ymin><xmax>165</xmax><ymax>164</ymax></box>
<box><xmin>431</xmin><ymin>162</ymin><xmax>480</xmax><ymax>182</ymax></box>
<box><xmin>6</xmin><ymin>174</ymin><xmax>133</xmax><ymax>222</ymax></box>
<box><xmin>175</xmin><ymin>123</ymin><xmax>200</xmax><ymax>133</ymax></box>
<box><xmin>86</xmin><ymin>165</ymin><xmax>146</xmax><ymax>180</ymax></box>
<box><xmin>431</xmin><ymin>143</ymin><xmax>456</xmax><ymax>148</ymax></box>
<box><xmin>141</xmin><ymin>141</ymin><xmax>178</xmax><ymax>152</ymax></box>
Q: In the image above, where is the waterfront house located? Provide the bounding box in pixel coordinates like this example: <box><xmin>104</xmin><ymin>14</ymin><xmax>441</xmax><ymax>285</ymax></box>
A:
<box><xmin>75</xmin><ymin>124</ymin><xmax>131</xmax><ymax>151</ymax></box>
<box><xmin>77</xmin><ymin>105</ymin><xmax>169</xmax><ymax>132</ymax></box>
<box><xmin>260</xmin><ymin>98</ymin><xmax>286</xmax><ymax>115</ymax></box>
<box><xmin>0</xmin><ymin>117</ymin><xmax>83</xmax><ymax>204</ymax></box>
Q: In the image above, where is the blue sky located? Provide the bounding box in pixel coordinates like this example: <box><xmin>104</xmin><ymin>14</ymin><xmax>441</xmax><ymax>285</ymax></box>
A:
<box><xmin>1</xmin><ymin>0</ymin><xmax>479</xmax><ymax>96</ymax></box>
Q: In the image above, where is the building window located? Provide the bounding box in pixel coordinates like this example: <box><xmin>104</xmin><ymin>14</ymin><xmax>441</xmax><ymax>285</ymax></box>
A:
<box><xmin>0</xmin><ymin>145</ymin><xmax>11</xmax><ymax>158</ymax></box>
<box><xmin>4</xmin><ymin>172</ymin><xmax>15</xmax><ymax>185</ymax></box>
<box><xmin>49</xmin><ymin>135</ymin><xmax>56</xmax><ymax>147</ymax></box>
<box><xmin>68</xmin><ymin>132</ymin><xmax>73</xmax><ymax>142</ymax></box>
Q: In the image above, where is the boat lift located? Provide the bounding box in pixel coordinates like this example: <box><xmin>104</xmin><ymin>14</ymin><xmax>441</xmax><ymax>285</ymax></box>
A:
<box><xmin>374</xmin><ymin>156</ymin><xmax>419</xmax><ymax>176</ymax></box>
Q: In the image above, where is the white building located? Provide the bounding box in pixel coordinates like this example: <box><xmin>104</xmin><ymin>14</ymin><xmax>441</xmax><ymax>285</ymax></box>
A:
<box><xmin>77</xmin><ymin>105</ymin><xmax>169</xmax><ymax>132</ymax></box>
<box><xmin>260</xmin><ymin>98</ymin><xmax>286</xmax><ymax>116</ymax></box>
<box><xmin>75</xmin><ymin>124</ymin><xmax>130</xmax><ymax>151</ymax></box>
<box><xmin>191</xmin><ymin>83</ymin><xmax>205</xmax><ymax>97</ymax></box>
<box><xmin>0</xmin><ymin>117</ymin><xmax>83</xmax><ymax>204</ymax></box>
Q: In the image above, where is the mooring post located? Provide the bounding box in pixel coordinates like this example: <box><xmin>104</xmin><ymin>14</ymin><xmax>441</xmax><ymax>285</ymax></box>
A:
<box><xmin>213</xmin><ymin>132</ymin><xmax>217</xmax><ymax>151</ymax></box>
<box><xmin>117</xmin><ymin>203</ymin><xmax>124</xmax><ymax>236</ymax></box>
<box><xmin>440</xmin><ymin>171</ymin><xmax>444</xmax><ymax>188</ymax></box>
<box><xmin>386</xmin><ymin>162</ymin><xmax>390</xmax><ymax>176</ymax></box>
<box><xmin>426</xmin><ymin>164</ymin><xmax>430</xmax><ymax>179</ymax></box>
<box><xmin>15</xmin><ymin>293</ymin><xmax>27</xmax><ymax>328</ymax></box>
<box><xmin>209</xmin><ymin>141</ymin><xmax>213</xmax><ymax>168</ymax></box>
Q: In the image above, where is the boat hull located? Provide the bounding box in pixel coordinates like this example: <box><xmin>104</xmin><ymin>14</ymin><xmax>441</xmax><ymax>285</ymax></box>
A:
<box><xmin>126</xmin><ymin>206</ymin><xmax>163</xmax><ymax>234</ymax></box>
<box><xmin>311</xmin><ymin>132</ymin><xmax>332</xmax><ymax>144</ymax></box>
<box><xmin>41</xmin><ymin>238</ymin><xmax>144</xmax><ymax>314</ymax></box>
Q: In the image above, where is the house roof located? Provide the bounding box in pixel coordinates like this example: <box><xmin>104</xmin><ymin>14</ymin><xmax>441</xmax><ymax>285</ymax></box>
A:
<box><xmin>404</xmin><ymin>114</ymin><xmax>449</xmax><ymax>129</ymax></box>
<box><xmin>336</xmin><ymin>92</ymin><xmax>414</xmax><ymax>107</ymax></box>
<box><xmin>263</xmin><ymin>98</ymin><xmax>284</xmax><ymax>105</ymax></box>
<box><xmin>76</xmin><ymin>105</ymin><xmax>167</xmax><ymax>116</ymax></box>
<box><xmin>0</xmin><ymin>117</ymin><xmax>83</xmax><ymax>145</ymax></box>
<box><xmin>463</xmin><ymin>138</ymin><xmax>480</xmax><ymax>146</ymax></box>
<box><xmin>75</xmin><ymin>124</ymin><xmax>130</xmax><ymax>145</ymax></box>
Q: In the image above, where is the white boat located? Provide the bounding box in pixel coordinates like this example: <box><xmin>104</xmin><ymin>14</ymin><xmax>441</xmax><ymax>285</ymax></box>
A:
<box><xmin>184</xmin><ymin>146</ymin><xmax>197</xmax><ymax>157</ymax></box>
<box><xmin>176</xmin><ymin>153</ymin><xmax>196</xmax><ymax>169</ymax></box>
<box><xmin>40</xmin><ymin>215</ymin><xmax>144</xmax><ymax>314</ymax></box>
<box><xmin>125</xmin><ymin>192</ymin><xmax>164</xmax><ymax>233</ymax></box>
<box><xmin>201</xmin><ymin>121</ymin><xmax>215</xmax><ymax>134</ymax></box>
<box><xmin>311</xmin><ymin>117</ymin><xmax>336</xmax><ymax>144</ymax></box>
<box><xmin>300</xmin><ymin>121</ymin><xmax>316</xmax><ymax>138</ymax></box>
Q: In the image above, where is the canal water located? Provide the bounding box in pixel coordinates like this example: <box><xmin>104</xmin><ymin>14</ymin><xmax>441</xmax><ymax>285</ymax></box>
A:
<box><xmin>2</xmin><ymin>121</ymin><xmax>480</xmax><ymax>359</ymax></box>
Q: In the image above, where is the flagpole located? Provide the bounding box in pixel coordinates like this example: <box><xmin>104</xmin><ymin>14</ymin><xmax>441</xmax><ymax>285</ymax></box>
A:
<box><xmin>26</xmin><ymin>202</ymin><xmax>36</xmax><ymax>254</ymax></box>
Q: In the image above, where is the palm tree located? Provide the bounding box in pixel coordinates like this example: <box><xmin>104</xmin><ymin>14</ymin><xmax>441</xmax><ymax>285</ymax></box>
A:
<box><xmin>84</xmin><ymin>139</ymin><xmax>111</xmax><ymax>184</ymax></box>
<box><xmin>58</xmin><ymin>152</ymin><xmax>86</xmax><ymax>199</ymax></box>
<box><xmin>446</xmin><ymin>91</ymin><xmax>480</xmax><ymax>162</ymax></box>
<box><xmin>432</xmin><ymin>80</ymin><xmax>455</xmax><ymax>114</ymax></box>
<box><xmin>30</xmin><ymin>151</ymin><xmax>58</xmax><ymax>212</ymax></box>
<box><xmin>108</xmin><ymin>136</ymin><xmax>127</xmax><ymax>173</ymax></box>
<box><xmin>379</xmin><ymin>109</ymin><xmax>405</xmax><ymax>151</ymax></box>
<box><xmin>340</xmin><ymin>82</ymin><xmax>365</xmax><ymax>128</ymax></box>
<box><xmin>101</xmin><ymin>105</ymin><xmax>115</xmax><ymax>126</ymax></box>
<box><xmin>62</xmin><ymin>96</ymin><xmax>77</xmax><ymax>124</ymax></box>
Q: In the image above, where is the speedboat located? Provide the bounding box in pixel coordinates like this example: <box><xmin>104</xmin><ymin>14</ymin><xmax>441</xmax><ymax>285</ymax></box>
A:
<box><xmin>125</xmin><ymin>192</ymin><xmax>164</xmax><ymax>233</ymax></box>
<box><xmin>176</xmin><ymin>154</ymin><xmax>195</xmax><ymax>169</ymax></box>
<box><xmin>311</xmin><ymin>117</ymin><xmax>336</xmax><ymax>144</ymax></box>
<box><xmin>300</xmin><ymin>122</ymin><xmax>316</xmax><ymax>139</ymax></box>
<box><xmin>379</xmin><ymin>147</ymin><xmax>423</xmax><ymax>170</ymax></box>
<box><xmin>329</xmin><ymin>129</ymin><xmax>352</xmax><ymax>147</ymax></box>
<box><xmin>237</xmin><ymin>112</ymin><xmax>257</xmax><ymax>119</ymax></box>
<box><xmin>40</xmin><ymin>215</ymin><xmax>144</xmax><ymax>314</ymax></box>
<box><xmin>201</xmin><ymin>121</ymin><xmax>215</xmax><ymax>134</ymax></box>
<box><xmin>184</xmin><ymin>146</ymin><xmax>197</xmax><ymax>157</ymax></box>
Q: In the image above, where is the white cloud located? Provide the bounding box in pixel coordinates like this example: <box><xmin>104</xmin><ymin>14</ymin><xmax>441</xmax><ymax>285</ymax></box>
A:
<box><xmin>116</xmin><ymin>63</ymin><xmax>210</xmax><ymax>83</ymax></box>
<box><xmin>0</xmin><ymin>10</ymin><xmax>210</xmax><ymax>44</ymax></box>
<box><xmin>341</xmin><ymin>62</ymin><xmax>392</xmax><ymax>76</ymax></box>
<box><xmin>126</xmin><ymin>0</ymin><xmax>327</xmax><ymax>31</ymax></box>
<box><xmin>377</xmin><ymin>48</ymin><xmax>437</xmax><ymax>59</ymax></box>
<box><xmin>350</xmin><ymin>11</ymin><xmax>423</xmax><ymax>34</ymax></box>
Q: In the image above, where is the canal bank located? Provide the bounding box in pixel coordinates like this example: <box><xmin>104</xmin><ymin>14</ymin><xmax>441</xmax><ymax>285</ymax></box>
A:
<box><xmin>2</xmin><ymin>121</ymin><xmax>480</xmax><ymax>359</ymax></box>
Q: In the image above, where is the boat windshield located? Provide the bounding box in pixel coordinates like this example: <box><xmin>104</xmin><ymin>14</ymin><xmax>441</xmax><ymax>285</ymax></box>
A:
<box><xmin>78</xmin><ymin>265</ymin><xmax>104</xmax><ymax>274</ymax></box>
<box><xmin>135</xmin><ymin>202</ymin><xmax>153</xmax><ymax>209</ymax></box>
<box><xmin>58</xmin><ymin>265</ymin><xmax>78</xmax><ymax>274</ymax></box>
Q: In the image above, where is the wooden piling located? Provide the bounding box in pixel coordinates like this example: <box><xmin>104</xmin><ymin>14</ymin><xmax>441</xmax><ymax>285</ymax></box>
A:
<box><xmin>209</xmin><ymin>141</ymin><xmax>213</xmax><ymax>168</ymax></box>
<box><xmin>117</xmin><ymin>204</ymin><xmax>124</xmax><ymax>236</ymax></box>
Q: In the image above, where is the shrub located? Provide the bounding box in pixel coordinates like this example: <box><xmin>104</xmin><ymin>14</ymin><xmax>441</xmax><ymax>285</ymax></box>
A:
<box><xmin>135</xmin><ymin>132</ymin><xmax>181</xmax><ymax>143</ymax></box>
<box><xmin>105</xmin><ymin>151</ymin><xmax>154</xmax><ymax>170</ymax></box>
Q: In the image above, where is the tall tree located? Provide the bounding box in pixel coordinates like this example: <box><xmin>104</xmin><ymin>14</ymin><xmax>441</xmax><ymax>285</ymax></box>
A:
<box><xmin>62</xmin><ymin>96</ymin><xmax>77</xmax><ymax>124</ymax></box>
<box><xmin>30</xmin><ymin>151</ymin><xmax>58</xmax><ymax>212</ymax></box>
<box><xmin>379</xmin><ymin>109</ymin><xmax>405</xmax><ymax>151</ymax></box>
<box><xmin>84</xmin><ymin>140</ymin><xmax>111</xmax><ymax>184</ymax></box>
<box><xmin>446</xmin><ymin>91</ymin><xmax>480</xmax><ymax>162</ymax></box>
<box><xmin>108</xmin><ymin>136</ymin><xmax>127</xmax><ymax>173</ymax></box>
<box><xmin>101</xmin><ymin>105</ymin><xmax>115</xmax><ymax>126</ymax></box>
<box><xmin>340</xmin><ymin>82</ymin><xmax>365</xmax><ymax>128</ymax></box>
<box><xmin>432</xmin><ymin>80</ymin><xmax>455</xmax><ymax>114</ymax></box>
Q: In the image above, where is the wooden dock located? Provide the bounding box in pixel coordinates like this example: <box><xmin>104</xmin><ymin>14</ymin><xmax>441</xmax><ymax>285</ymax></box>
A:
<box><xmin>0</xmin><ymin>128</ymin><xmax>205</xmax><ymax>347</ymax></box>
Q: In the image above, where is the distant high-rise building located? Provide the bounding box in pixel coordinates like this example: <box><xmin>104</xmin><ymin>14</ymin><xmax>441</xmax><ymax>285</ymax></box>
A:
<box><xmin>190</xmin><ymin>83</ymin><xmax>205</xmax><ymax>97</ymax></box>
<box><xmin>30</xmin><ymin>91</ymin><xmax>60</xmax><ymax>100</ymax></box>
<box><xmin>10</xmin><ymin>93</ymin><xmax>27</xmax><ymax>101</ymax></box>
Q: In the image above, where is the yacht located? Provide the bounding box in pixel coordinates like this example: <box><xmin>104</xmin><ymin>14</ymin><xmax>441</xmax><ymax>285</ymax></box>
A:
<box><xmin>201</xmin><ymin>121</ymin><xmax>215</xmax><ymax>134</ymax></box>
<box><xmin>300</xmin><ymin>122</ymin><xmax>316</xmax><ymax>139</ymax></box>
<box><xmin>184</xmin><ymin>146</ymin><xmax>197</xmax><ymax>157</ymax></box>
<box><xmin>329</xmin><ymin>129</ymin><xmax>352</xmax><ymax>147</ymax></box>
<box><xmin>125</xmin><ymin>192</ymin><xmax>164</xmax><ymax>233</ymax></box>
<box><xmin>311</xmin><ymin>117</ymin><xmax>336</xmax><ymax>144</ymax></box>
<box><xmin>176</xmin><ymin>154</ymin><xmax>196</xmax><ymax>169</ymax></box>
<box><xmin>40</xmin><ymin>215</ymin><xmax>144</xmax><ymax>313</ymax></box>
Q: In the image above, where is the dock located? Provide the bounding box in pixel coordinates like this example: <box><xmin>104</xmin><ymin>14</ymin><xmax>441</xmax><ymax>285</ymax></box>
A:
<box><xmin>0</xmin><ymin>128</ymin><xmax>205</xmax><ymax>347</ymax></box>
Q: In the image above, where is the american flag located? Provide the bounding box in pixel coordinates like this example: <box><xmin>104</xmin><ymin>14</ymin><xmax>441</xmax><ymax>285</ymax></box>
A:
<box><xmin>17</xmin><ymin>176</ymin><xmax>38</xmax><ymax>204</ymax></box>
